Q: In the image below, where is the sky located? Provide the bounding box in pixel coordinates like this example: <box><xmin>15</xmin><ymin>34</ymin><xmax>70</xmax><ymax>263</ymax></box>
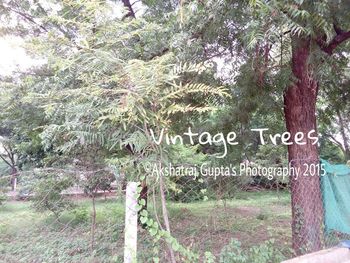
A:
<box><xmin>0</xmin><ymin>37</ymin><xmax>32</xmax><ymax>76</ymax></box>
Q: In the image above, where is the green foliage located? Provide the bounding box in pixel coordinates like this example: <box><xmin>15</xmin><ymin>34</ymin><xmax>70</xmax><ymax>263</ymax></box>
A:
<box><xmin>204</xmin><ymin>251</ymin><xmax>216</xmax><ymax>263</ymax></box>
<box><xmin>79</xmin><ymin>171</ymin><xmax>115</xmax><ymax>197</ymax></box>
<box><xmin>166</xmin><ymin>144</ymin><xmax>207</xmax><ymax>202</ymax></box>
<box><xmin>319</xmin><ymin>139</ymin><xmax>346</xmax><ymax>163</ymax></box>
<box><xmin>31</xmin><ymin>173</ymin><xmax>74</xmax><ymax>217</ymax></box>
<box><xmin>0</xmin><ymin>166</ymin><xmax>9</xmax><ymax>205</ymax></box>
<box><xmin>0</xmin><ymin>159</ymin><xmax>10</xmax><ymax>177</ymax></box>
<box><xmin>72</xmin><ymin>206</ymin><xmax>89</xmax><ymax>224</ymax></box>
<box><xmin>0</xmin><ymin>74</ymin><xmax>47</xmax><ymax>170</ymax></box>
<box><xmin>0</xmin><ymin>194</ymin><xmax>6</xmax><ymax>205</ymax></box>
<box><xmin>140</xmin><ymin>216</ymin><xmax>200</xmax><ymax>262</ymax></box>
<box><xmin>137</xmin><ymin>186</ymin><xmax>201</xmax><ymax>262</ymax></box>
<box><xmin>0</xmin><ymin>199</ymin><xmax>126</xmax><ymax>263</ymax></box>
<box><xmin>0</xmin><ymin>189</ymin><xmax>291</xmax><ymax>262</ymax></box>
<box><xmin>219</xmin><ymin>239</ymin><xmax>286</xmax><ymax>263</ymax></box>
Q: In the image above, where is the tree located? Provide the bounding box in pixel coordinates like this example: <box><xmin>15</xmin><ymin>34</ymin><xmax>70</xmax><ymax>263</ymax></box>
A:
<box><xmin>79</xmin><ymin>169</ymin><xmax>115</xmax><ymax>251</ymax></box>
<box><xmin>166</xmin><ymin>0</ymin><xmax>350</xmax><ymax>254</ymax></box>
<box><xmin>277</xmin><ymin>3</ymin><xmax>349</xmax><ymax>253</ymax></box>
<box><xmin>1</xmin><ymin>1</ymin><xmax>228</xmax><ymax>261</ymax></box>
<box><xmin>243</xmin><ymin>1</ymin><xmax>350</xmax><ymax>253</ymax></box>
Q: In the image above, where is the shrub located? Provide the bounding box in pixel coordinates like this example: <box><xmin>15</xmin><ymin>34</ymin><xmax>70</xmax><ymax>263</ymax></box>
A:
<box><xmin>72</xmin><ymin>206</ymin><xmax>89</xmax><ymax>224</ymax></box>
<box><xmin>31</xmin><ymin>173</ymin><xmax>74</xmax><ymax>218</ymax></box>
<box><xmin>168</xmin><ymin>176</ymin><xmax>206</xmax><ymax>202</ymax></box>
<box><xmin>0</xmin><ymin>176</ymin><xmax>8</xmax><ymax>205</ymax></box>
<box><xmin>0</xmin><ymin>193</ymin><xmax>6</xmax><ymax>205</ymax></box>
<box><xmin>219</xmin><ymin>239</ymin><xmax>285</xmax><ymax>263</ymax></box>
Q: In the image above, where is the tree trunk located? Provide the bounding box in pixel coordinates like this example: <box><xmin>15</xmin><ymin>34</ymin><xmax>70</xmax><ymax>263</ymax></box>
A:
<box><xmin>284</xmin><ymin>36</ymin><xmax>324</xmax><ymax>255</ymax></box>
<box><xmin>11</xmin><ymin>167</ymin><xmax>18</xmax><ymax>191</ymax></box>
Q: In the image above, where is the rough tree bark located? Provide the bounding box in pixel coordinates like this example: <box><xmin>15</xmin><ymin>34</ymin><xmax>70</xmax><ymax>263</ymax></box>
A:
<box><xmin>285</xmin><ymin>23</ymin><xmax>350</xmax><ymax>254</ymax></box>
<box><xmin>284</xmin><ymin>36</ymin><xmax>323</xmax><ymax>254</ymax></box>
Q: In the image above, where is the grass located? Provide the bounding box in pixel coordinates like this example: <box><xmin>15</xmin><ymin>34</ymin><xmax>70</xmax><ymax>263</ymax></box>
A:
<box><xmin>166</xmin><ymin>191</ymin><xmax>292</xmax><ymax>257</ymax></box>
<box><xmin>0</xmin><ymin>190</ymin><xmax>292</xmax><ymax>262</ymax></box>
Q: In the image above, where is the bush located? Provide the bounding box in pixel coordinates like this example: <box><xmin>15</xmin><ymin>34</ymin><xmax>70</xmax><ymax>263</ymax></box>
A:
<box><xmin>0</xmin><ymin>175</ymin><xmax>9</xmax><ymax>204</ymax></box>
<box><xmin>219</xmin><ymin>239</ymin><xmax>286</xmax><ymax>263</ymax></box>
<box><xmin>31</xmin><ymin>173</ymin><xmax>74</xmax><ymax>218</ymax></box>
<box><xmin>72</xmin><ymin>206</ymin><xmax>89</xmax><ymax>224</ymax></box>
<box><xmin>0</xmin><ymin>193</ymin><xmax>6</xmax><ymax>205</ymax></box>
<box><xmin>168</xmin><ymin>176</ymin><xmax>206</xmax><ymax>202</ymax></box>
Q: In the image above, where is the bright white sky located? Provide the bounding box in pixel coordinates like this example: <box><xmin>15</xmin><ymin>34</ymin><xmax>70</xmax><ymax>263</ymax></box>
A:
<box><xmin>0</xmin><ymin>37</ymin><xmax>32</xmax><ymax>76</ymax></box>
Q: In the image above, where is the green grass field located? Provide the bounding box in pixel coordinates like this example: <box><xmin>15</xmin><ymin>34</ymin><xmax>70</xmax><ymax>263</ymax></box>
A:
<box><xmin>0</xmin><ymin>191</ymin><xmax>292</xmax><ymax>262</ymax></box>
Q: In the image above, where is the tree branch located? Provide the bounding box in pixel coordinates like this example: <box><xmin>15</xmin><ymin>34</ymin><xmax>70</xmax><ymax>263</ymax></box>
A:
<box><xmin>324</xmin><ymin>133</ymin><xmax>345</xmax><ymax>152</ymax></box>
<box><xmin>316</xmin><ymin>25</ymin><xmax>350</xmax><ymax>55</ymax></box>
<box><xmin>0</xmin><ymin>154</ymin><xmax>13</xmax><ymax>168</ymax></box>
<box><xmin>3</xmin><ymin>4</ymin><xmax>48</xmax><ymax>33</ymax></box>
<box><xmin>121</xmin><ymin>0</ymin><xmax>136</xmax><ymax>19</ymax></box>
<box><xmin>131</xmin><ymin>0</ymin><xmax>141</xmax><ymax>7</ymax></box>
<box><xmin>34</xmin><ymin>0</ymin><xmax>73</xmax><ymax>40</ymax></box>
<box><xmin>333</xmin><ymin>24</ymin><xmax>344</xmax><ymax>35</ymax></box>
<box><xmin>2</xmin><ymin>145</ymin><xmax>14</xmax><ymax>165</ymax></box>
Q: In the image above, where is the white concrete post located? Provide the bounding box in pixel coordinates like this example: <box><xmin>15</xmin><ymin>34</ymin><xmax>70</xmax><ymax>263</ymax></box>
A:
<box><xmin>124</xmin><ymin>182</ymin><xmax>138</xmax><ymax>263</ymax></box>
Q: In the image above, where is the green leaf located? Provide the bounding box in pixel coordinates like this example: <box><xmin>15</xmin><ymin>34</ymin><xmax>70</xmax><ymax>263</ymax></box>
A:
<box><xmin>147</xmin><ymin>219</ymin><xmax>154</xmax><ymax>227</ymax></box>
<box><xmin>171</xmin><ymin>241</ymin><xmax>180</xmax><ymax>251</ymax></box>
<box><xmin>149</xmin><ymin>228</ymin><xmax>157</xmax><ymax>236</ymax></box>
<box><xmin>140</xmin><ymin>216</ymin><xmax>147</xmax><ymax>225</ymax></box>
<box><xmin>139</xmin><ymin>199</ymin><xmax>146</xmax><ymax>206</ymax></box>
<box><xmin>140</xmin><ymin>210</ymin><xmax>148</xmax><ymax>217</ymax></box>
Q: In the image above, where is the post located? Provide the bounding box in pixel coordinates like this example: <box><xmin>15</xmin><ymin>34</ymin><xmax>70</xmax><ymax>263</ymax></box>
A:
<box><xmin>124</xmin><ymin>182</ymin><xmax>138</xmax><ymax>263</ymax></box>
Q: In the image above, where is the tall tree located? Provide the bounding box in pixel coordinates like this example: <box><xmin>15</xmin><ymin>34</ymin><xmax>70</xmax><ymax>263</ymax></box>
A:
<box><xmin>166</xmin><ymin>0</ymin><xmax>350</xmax><ymax>253</ymax></box>
<box><xmin>280</xmin><ymin>3</ymin><xmax>349</xmax><ymax>253</ymax></box>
